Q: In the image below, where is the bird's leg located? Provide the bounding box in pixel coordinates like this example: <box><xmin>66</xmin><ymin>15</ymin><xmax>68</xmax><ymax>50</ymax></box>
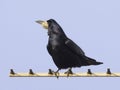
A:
<box><xmin>64</xmin><ymin>68</ymin><xmax>73</xmax><ymax>77</ymax></box>
<box><xmin>54</xmin><ymin>69</ymin><xmax>60</xmax><ymax>78</ymax></box>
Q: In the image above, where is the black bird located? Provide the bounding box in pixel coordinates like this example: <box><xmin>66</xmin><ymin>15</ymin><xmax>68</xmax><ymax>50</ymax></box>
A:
<box><xmin>36</xmin><ymin>19</ymin><xmax>103</xmax><ymax>76</ymax></box>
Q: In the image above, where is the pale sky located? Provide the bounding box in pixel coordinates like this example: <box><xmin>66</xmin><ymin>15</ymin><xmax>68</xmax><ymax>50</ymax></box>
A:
<box><xmin>0</xmin><ymin>0</ymin><xmax>120</xmax><ymax>90</ymax></box>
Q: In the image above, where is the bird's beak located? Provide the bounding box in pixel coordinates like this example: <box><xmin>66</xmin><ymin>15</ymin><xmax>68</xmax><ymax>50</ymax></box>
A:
<box><xmin>36</xmin><ymin>20</ymin><xmax>48</xmax><ymax>29</ymax></box>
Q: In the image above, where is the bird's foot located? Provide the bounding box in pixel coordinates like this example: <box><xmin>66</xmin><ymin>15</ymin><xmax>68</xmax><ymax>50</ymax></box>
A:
<box><xmin>54</xmin><ymin>71</ymin><xmax>59</xmax><ymax>79</ymax></box>
<box><xmin>48</xmin><ymin>69</ymin><xmax>59</xmax><ymax>78</ymax></box>
<box><xmin>64</xmin><ymin>68</ymin><xmax>73</xmax><ymax>77</ymax></box>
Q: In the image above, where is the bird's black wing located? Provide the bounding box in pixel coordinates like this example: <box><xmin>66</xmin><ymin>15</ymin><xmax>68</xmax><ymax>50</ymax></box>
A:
<box><xmin>65</xmin><ymin>39</ymin><xmax>85</xmax><ymax>56</ymax></box>
<box><xmin>65</xmin><ymin>39</ymin><xmax>103</xmax><ymax>65</ymax></box>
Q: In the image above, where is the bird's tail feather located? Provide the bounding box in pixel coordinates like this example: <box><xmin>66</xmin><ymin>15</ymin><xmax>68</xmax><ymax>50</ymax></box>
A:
<box><xmin>82</xmin><ymin>56</ymin><xmax>103</xmax><ymax>66</ymax></box>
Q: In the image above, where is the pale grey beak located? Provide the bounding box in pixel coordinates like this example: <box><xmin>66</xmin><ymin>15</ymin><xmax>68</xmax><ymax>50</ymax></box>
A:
<box><xmin>35</xmin><ymin>20</ymin><xmax>48</xmax><ymax>29</ymax></box>
<box><xmin>35</xmin><ymin>20</ymin><xmax>44</xmax><ymax>24</ymax></box>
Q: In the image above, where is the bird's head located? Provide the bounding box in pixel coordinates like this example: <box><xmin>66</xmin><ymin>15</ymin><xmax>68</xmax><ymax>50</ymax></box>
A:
<box><xmin>35</xmin><ymin>19</ymin><xmax>61</xmax><ymax>30</ymax></box>
<box><xmin>36</xmin><ymin>19</ymin><xmax>66</xmax><ymax>36</ymax></box>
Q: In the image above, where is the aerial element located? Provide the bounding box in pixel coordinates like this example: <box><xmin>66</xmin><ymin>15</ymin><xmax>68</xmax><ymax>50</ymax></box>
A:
<box><xmin>36</xmin><ymin>19</ymin><xmax>103</xmax><ymax>77</ymax></box>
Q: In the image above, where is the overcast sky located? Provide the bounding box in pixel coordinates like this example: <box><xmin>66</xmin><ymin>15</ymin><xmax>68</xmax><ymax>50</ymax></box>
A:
<box><xmin>0</xmin><ymin>0</ymin><xmax>120</xmax><ymax>90</ymax></box>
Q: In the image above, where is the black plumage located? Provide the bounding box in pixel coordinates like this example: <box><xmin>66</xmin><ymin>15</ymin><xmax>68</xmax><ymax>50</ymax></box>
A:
<box><xmin>37</xmin><ymin>19</ymin><xmax>103</xmax><ymax>72</ymax></box>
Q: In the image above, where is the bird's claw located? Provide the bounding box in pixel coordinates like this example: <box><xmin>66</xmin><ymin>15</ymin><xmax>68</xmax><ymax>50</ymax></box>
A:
<box><xmin>64</xmin><ymin>69</ymin><xmax>73</xmax><ymax>77</ymax></box>
<box><xmin>54</xmin><ymin>72</ymin><xmax>59</xmax><ymax>79</ymax></box>
<box><xmin>48</xmin><ymin>69</ymin><xmax>60</xmax><ymax>78</ymax></box>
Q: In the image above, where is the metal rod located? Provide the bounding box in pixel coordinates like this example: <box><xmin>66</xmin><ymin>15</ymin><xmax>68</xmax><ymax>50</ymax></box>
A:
<box><xmin>9</xmin><ymin>69</ymin><xmax>120</xmax><ymax>77</ymax></box>
<box><xmin>9</xmin><ymin>73</ymin><xmax>120</xmax><ymax>77</ymax></box>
